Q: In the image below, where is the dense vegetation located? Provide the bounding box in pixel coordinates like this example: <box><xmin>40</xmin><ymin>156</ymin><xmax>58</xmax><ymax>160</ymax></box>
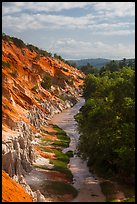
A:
<box><xmin>80</xmin><ymin>63</ymin><xmax>99</xmax><ymax>75</ymax></box>
<box><xmin>75</xmin><ymin>62</ymin><xmax>135</xmax><ymax>184</ymax></box>
<box><xmin>79</xmin><ymin>58</ymin><xmax>135</xmax><ymax>75</ymax></box>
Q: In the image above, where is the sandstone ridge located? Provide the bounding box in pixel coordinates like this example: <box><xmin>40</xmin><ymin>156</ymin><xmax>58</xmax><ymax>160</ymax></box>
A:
<box><xmin>2</xmin><ymin>34</ymin><xmax>85</xmax><ymax>202</ymax></box>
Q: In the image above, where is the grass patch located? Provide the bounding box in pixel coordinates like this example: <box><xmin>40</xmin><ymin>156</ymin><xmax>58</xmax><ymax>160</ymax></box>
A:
<box><xmin>50</xmin><ymin>159</ymin><xmax>72</xmax><ymax>179</ymax></box>
<box><xmin>56</xmin><ymin>133</ymin><xmax>70</xmax><ymax>141</ymax></box>
<box><xmin>43</xmin><ymin>180</ymin><xmax>78</xmax><ymax>197</ymax></box>
<box><xmin>39</xmin><ymin>125</ymin><xmax>73</xmax><ymax>180</ymax></box>
<box><xmin>41</xmin><ymin>137</ymin><xmax>52</xmax><ymax>143</ymax></box>
<box><xmin>66</xmin><ymin>150</ymin><xmax>74</xmax><ymax>158</ymax></box>
<box><xmin>50</xmin><ymin>149</ymin><xmax>69</xmax><ymax>163</ymax></box>
<box><xmin>53</xmin><ymin>139</ymin><xmax>69</xmax><ymax>148</ymax></box>
<box><xmin>39</xmin><ymin>137</ymin><xmax>53</xmax><ymax>146</ymax></box>
<box><xmin>52</xmin><ymin>124</ymin><xmax>66</xmax><ymax>134</ymax></box>
<box><xmin>52</xmin><ymin>124</ymin><xmax>70</xmax><ymax>147</ymax></box>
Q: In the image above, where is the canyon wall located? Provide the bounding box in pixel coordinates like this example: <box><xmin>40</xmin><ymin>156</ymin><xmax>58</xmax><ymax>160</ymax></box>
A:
<box><xmin>2</xmin><ymin>35</ymin><xmax>85</xmax><ymax>201</ymax></box>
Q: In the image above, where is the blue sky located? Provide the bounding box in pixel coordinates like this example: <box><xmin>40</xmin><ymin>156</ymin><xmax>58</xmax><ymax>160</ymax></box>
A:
<box><xmin>2</xmin><ymin>2</ymin><xmax>135</xmax><ymax>60</ymax></box>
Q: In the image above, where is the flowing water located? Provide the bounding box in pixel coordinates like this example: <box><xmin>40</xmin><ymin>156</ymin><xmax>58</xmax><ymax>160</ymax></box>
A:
<box><xmin>50</xmin><ymin>98</ymin><xmax>106</xmax><ymax>202</ymax></box>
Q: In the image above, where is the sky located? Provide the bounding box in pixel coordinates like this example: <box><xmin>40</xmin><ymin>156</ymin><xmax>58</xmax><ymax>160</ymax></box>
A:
<box><xmin>2</xmin><ymin>2</ymin><xmax>135</xmax><ymax>60</ymax></box>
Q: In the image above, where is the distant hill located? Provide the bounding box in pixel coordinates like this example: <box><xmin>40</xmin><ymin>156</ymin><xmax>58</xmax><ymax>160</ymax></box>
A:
<box><xmin>68</xmin><ymin>58</ymin><xmax>135</xmax><ymax>69</ymax></box>
<box><xmin>68</xmin><ymin>58</ymin><xmax>111</xmax><ymax>68</ymax></box>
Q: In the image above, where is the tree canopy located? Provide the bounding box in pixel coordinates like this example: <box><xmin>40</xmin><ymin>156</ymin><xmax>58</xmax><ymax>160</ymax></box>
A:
<box><xmin>75</xmin><ymin>65</ymin><xmax>135</xmax><ymax>184</ymax></box>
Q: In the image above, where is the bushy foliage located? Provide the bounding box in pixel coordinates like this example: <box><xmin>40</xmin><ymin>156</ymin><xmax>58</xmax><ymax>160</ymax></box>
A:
<box><xmin>12</xmin><ymin>37</ymin><xmax>26</xmax><ymax>48</ymax></box>
<box><xmin>76</xmin><ymin>66</ymin><xmax>135</xmax><ymax>183</ymax></box>
<box><xmin>81</xmin><ymin>63</ymin><xmax>99</xmax><ymax>75</ymax></box>
<box><xmin>99</xmin><ymin>59</ymin><xmax>135</xmax><ymax>75</ymax></box>
<box><xmin>2</xmin><ymin>61</ymin><xmax>11</xmax><ymax>69</ymax></box>
<box><xmin>41</xmin><ymin>74</ymin><xmax>52</xmax><ymax>90</ymax></box>
<box><xmin>27</xmin><ymin>44</ymin><xmax>52</xmax><ymax>57</ymax></box>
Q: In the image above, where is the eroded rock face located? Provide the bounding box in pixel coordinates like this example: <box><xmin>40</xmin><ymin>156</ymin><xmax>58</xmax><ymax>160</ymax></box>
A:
<box><xmin>2</xmin><ymin>123</ymin><xmax>34</xmax><ymax>177</ymax></box>
<box><xmin>2</xmin><ymin>34</ymin><xmax>85</xmax><ymax>202</ymax></box>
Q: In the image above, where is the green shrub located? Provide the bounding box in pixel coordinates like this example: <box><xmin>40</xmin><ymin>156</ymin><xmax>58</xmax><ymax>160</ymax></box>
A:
<box><xmin>12</xmin><ymin>37</ymin><xmax>26</xmax><ymax>48</ymax></box>
<box><xmin>53</xmin><ymin>140</ymin><xmax>69</xmax><ymax>148</ymax></box>
<box><xmin>2</xmin><ymin>61</ymin><xmax>11</xmax><ymax>69</ymax></box>
<box><xmin>2</xmin><ymin>33</ymin><xmax>12</xmax><ymax>42</ymax></box>
<box><xmin>41</xmin><ymin>74</ymin><xmax>52</xmax><ymax>90</ymax></box>
<box><xmin>52</xmin><ymin>124</ymin><xmax>70</xmax><ymax>147</ymax></box>
<box><xmin>27</xmin><ymin>44</ymin><xmax>41</xmax><ymax>53</ymax></box>
<box><xmin>50</xmin><ymin>159</ymin><xmax>73</xmax><ymax>180</ymax></box>
<box><xmin>10</xmin><ymin>70</ymin><xmax>18</xmax><ymax>78</ymax></box>
<box><xmin>66</xmin><ymin>150</ymin><xmax>74</xmax><ymax>158</ymax></box>
<box><xmin>27</xmin><ymin>44</ymin><xmax>52</xmax><ymax>57</ymax></box>
<box><xmin>77</xmin><ymin>67</ymin><xmax>135</xmax><ymax>182</ymax></box>
<box><xmin>43</xmin><ymin>180</ymin><xmax>78</xmax><ymax>197</ymax></box>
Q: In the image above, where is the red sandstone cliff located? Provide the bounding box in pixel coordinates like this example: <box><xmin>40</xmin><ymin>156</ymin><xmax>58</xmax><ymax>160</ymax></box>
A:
<box><xmin>2</xmin><ymin>34</ymin><xmax>85</xmax><ymax>202</ymax></box>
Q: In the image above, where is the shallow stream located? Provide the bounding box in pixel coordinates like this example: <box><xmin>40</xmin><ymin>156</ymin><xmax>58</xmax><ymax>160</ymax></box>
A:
<box><xmin>50</xmin><ymin>98</ymin><xmax>105</xmax><ymax>202</ymax></box>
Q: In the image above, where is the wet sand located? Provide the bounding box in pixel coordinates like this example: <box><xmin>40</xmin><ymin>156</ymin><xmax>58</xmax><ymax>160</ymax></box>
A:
<box><xmin>50</xmin><ymin>98</ymin><xmax>106</xmax><ymax>202</ymax></box>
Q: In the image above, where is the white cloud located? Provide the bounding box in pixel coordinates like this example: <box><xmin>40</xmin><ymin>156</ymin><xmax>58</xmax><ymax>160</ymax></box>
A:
<box><xmin>2</xmin><ymin>13</ymin><xmax>95</xmax><ymax>31</ymax></box>
<box><xmin>87</xmin><ymin>22</ymin><xmax>135</xmax><ymax>35</ymax></box>
<box><xmin>2</xmin><ymin>11</ymin><xmax>134</xmax><ymax>35</ymax></box>
<box><xmin>2</xmin><ymin>2</ymin><xmax>135</xmax><ymax>59</ymax></box>
<box><xmin>93</xmin><ymin>2</ymin><xmax>135</xmax><ymax>17</ymax></box>
<box><xmin>2</xmin><ymin>14</ymin><xmax>44</xmax><ymax>31</ymax></box>
<box><xmin>99</xmin><ymin>30</ymin><xmax>135</xmax><ymax>36</ymax></box>
<box><xmin>50</xmin><ymin>38</ymin><xmax>135</xmax><ymax>59</ymax></box>
<box><xmin>2</xmin><ymin>2</ymin><xmax>135</xmax><ymax>34</ymax></box>
<box><xmin>2</xmin><ymin>2</ymin><xmax>135</xmax><ymax>17</ymax></box>
<box><xmin>2</xmin><ymin>2</ymin><xmax>92</xmax><ymax>15</ymax></box>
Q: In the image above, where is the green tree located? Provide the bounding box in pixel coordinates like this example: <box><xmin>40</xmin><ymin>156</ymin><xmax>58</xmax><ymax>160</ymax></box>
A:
<box><xmin>76</xmin><ymin>66</ymin><xmax>135</xmax><ymax>183</ymax></box>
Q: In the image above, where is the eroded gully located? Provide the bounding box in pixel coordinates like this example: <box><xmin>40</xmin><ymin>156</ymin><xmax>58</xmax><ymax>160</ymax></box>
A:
<box><xmin>50</xmin><ymin>97</ymin><xmax>106</xmax><ymax>202</ymax></box>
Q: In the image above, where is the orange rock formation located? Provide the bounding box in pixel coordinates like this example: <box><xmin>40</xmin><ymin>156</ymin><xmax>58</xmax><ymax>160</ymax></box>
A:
<box><xmin>2</xmin><ymin>170</ymin><xmax>33</xmax><ymax>202</ymax></box>
<box><xmin>2</xmin><ymin>34</ymin><xmax>85</xmax><ymax>138</ymax></box>
<box><xmin>2</xmin><ymin>34</ymin><xmax>85</xmax><ymax>202</ymax></box>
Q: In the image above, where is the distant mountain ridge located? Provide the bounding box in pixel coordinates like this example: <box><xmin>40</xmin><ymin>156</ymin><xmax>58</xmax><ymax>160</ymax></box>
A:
<box><xmin>69</xmin><ymin>58</ymin><xmax>135</xmax><ymax>69</ymax></box>
<box><xmin>68</xmin><ymin>58</ymin><xmax>111</xmax><ymax>68</ymax></box>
